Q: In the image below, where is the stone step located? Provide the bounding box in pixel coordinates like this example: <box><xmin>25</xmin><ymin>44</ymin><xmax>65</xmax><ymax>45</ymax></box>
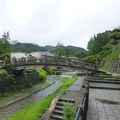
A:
<box><xmin>55</xmin><ymin>105</ymin><xmax>64</xmax><ymax>110</ymax></box>
<box><xmin>88</xmin><ymin>80</ymin><xmax>120</xmax><ymax>84</ymax></box>
<box><xmin>53</xmin><ymin>109</ymin><xmax>64</xmax><ymax>115</ymax></box>
<box><xmin>57</xmin><ymin>101</ymin><xmax>74</xmax><ymax>106</ymax></box>
<box><xmin>51</xmin><ymin>114</ymin><xmax>63</xmax><ymax>120</ymax></box>
<box><xmin>58</xmin><ymin>98</ymin><xmax>75</xmax><ymax>103</ymax></box>
<box><xmin>50</xmin><ymin>98</ymin><xmax>76</xmax><ymax>120</ymax></box>
<box><xmin>56</xmin><ymin>101</ymin><xmax>64</xmax><ymax>106</ymax></box>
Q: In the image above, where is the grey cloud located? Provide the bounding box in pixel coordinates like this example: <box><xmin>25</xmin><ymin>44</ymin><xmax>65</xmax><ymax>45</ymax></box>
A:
<box><xmin>0</xmin><ymin>0</ymin><xmax>120</xmax><ymax>49</ymax></box>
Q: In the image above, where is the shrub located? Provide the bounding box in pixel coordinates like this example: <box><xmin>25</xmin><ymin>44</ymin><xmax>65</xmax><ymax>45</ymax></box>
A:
<box><xmin>43</xmin><ymin>68</ymin><xmax>53</xmax><ymax>75</ymax></box>
<box><xmin>0</xmin><ymin>69</ymin><xmax>8</xmax><ymax>77</ymax></box>
<box><xmin>63</xmin><ymin>103</ymin><xmax>76</xmax><ymax>120</ymax></box>
<box><xmin>35</xmin><ymin>68</ymin><xmax>47</xmax><ymax>80</ymax></box>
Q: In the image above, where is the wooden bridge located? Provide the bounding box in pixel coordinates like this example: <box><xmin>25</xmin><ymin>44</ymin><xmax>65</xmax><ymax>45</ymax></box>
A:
<box><xmin>3</xmin><ymin>56</ymin><xmax>98</xmax><ymax>72</ymax></box>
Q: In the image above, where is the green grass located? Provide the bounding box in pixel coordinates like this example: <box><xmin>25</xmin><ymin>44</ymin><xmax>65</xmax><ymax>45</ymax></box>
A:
<box><xmin>7</xmin><ymin>76</ymin><xmax>77</xmax><ymax>120</ymax></box>
<box><xmin>101</xmin><ymin>44</ymin><xmax>120</xmax><ymax>72</ymax></box>
<box><xmin>0</xmin><ymin>92</ymin><xmax>18</xmax><ymax>101</ymax></box>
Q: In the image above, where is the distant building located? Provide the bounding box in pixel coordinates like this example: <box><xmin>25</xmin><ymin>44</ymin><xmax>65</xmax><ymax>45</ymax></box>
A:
<box><xmin>27</xmin><ymin>52</ymin><xmax>43</xmax><ymax>59</ymax></box>
<box><xmin>10</xmin><ymin>51</ymin><xmax>55</xmax><ymax>63</ymax></box>
<box><xmin>11</xmin><ymin>52</ymin><xmax>26</xmax><ymax>60</ymax></box>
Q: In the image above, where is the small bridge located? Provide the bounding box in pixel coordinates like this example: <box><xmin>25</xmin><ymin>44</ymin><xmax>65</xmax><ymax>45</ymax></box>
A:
<box><xmin>2</xmin><ymin>56</ymin><xmax>98</xmax><ymax>72</ymax></box>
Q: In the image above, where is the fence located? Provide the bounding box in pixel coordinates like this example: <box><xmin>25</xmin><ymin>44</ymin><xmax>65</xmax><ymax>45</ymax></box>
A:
<box><xmin>75</xmin><ymin>83</ymin><xmax>89</xmax><ymax>120</ymax></box>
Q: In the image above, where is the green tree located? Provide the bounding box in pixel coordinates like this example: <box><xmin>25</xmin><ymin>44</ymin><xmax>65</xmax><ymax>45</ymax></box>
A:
<box><xmin>0</xmin><ymin>32</ymin><xmax>10</xmax><ymax>61</ymax></box>
<box><xmin>110</xmin><ymin>29</ymin><xmax>120</xmax><ymax>45</ymax></box>
<box><xmin>54</xmin><ymin>42</ymin><xmax>65</xmax><ymax>57</ymax></box>
<box><xmin>87</xmin><ymin>32</ymin><xmax>110</xmax><ymax>55</ymax></box>
<box><xmin>87</xmin><ymin>36</ymin><xmax>94</xmax><ymax>55</ymax></box>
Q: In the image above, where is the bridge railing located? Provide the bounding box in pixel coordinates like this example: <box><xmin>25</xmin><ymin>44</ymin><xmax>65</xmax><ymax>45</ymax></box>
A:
<box><xmin>2</xmin><ymin>56</ymin><xmax>97</xmax><ymax>70</ymax></box>
<box><xmin>75</xmin><ymin>83</ymin><xmax>89</xmax><ymax>120</ymax></box>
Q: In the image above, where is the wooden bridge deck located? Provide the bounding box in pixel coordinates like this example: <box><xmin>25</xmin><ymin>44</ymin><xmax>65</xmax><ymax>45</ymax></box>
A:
<box><xmin>87</xmin><ymin>88</ymin><xmax>120</xmax><ymax>120</ymax></box>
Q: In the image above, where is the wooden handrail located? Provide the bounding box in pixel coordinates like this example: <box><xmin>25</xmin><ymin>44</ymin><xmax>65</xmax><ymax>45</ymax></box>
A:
<box><xmin>75</xmin><ymin>84</ymin><xmax>89</xmax><ymax>120</ymax></box>
<box><xmin>1</xmin><ymin>56</ymin><xmax>98</xmax><ymax>71</ymax></box>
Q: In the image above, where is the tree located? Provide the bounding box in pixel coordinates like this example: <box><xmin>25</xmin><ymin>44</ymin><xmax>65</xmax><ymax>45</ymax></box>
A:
<box><xmin>87</xmin><ymin>36</ymin><xmax>94</xmax><ymax>55</ymax></box>
<box><xmin>0</xmin><ymin>32</ymin><xmax>10</xmax><ymax>61</ymax></box>
<box><xmin>54</xmin><ymin>42</ymin><xmax>65</xmax><ymax>57</ymax></box>
<box><xmin>110</xmin><ymin>29</ymin><xmax>120</xmax><ymax>45</ymax></box>
<box><xmin>87</xmin><ymin>32</ymin><xmax>110</xmax><ymax>55</ymax></box>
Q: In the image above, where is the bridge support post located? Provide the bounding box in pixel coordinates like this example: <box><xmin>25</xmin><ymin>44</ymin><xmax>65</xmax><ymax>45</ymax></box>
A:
<box><xmin>44</xmin><ymin>54</ymin><xmax>48</xmax><ymax>69</ymax></box>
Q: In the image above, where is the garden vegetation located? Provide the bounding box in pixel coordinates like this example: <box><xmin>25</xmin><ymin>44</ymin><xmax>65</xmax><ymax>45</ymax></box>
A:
<box><xmin>63</xmin><ymin>103</ymin><xmax>76</xmax><ymax>120</ymax></box>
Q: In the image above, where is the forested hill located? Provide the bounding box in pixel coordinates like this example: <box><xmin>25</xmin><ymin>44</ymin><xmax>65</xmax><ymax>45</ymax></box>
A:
<box><xmin>10</xmin><ymin>43</ymin><xmax>47</xmax><ymax>52</ymax></box>
<box><xmin>86</xmin><ymin>28</ymin><xmax>120</xmax><ymax>73</ymax></box>
<box><xmin>51</xmin><ymin>45</ymin><xmax>88</xmax><ymax>58</ymax></box>
<box><xmin>10</xmin><ymin>42</ymin><xmax>88</xmax><ymax>58</ymax></box>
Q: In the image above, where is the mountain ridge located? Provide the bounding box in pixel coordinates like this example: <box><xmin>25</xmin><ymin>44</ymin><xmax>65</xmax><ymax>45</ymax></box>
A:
<box><xmin>10</xmin><ymin>42</ymin><xmax>88</xmax><ymax>58</ymax></box>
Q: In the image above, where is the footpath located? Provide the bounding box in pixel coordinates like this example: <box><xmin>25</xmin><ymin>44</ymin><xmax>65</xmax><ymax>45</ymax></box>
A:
<box><xmin>42</xmin><ymin>77</ymin><xmax>84</xmax><ymax>120</ymax></box>
<box><xmin>87</xmin><ymin>77</ymin><xmax>120</xmax><ymax>120</ymax></box>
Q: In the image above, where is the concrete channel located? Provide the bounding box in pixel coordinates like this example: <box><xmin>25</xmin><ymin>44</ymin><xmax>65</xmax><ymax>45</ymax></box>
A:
<box><xmin>0</xmin><ymin>75</ymin><xmax>62</xmax><ymax>119</ymax></box>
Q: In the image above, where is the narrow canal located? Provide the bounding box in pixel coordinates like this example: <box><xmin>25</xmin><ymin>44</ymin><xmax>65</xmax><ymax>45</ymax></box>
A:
<box><xmin>0</xmin><ymin>73</ymin><xmax>84</xmax><ymax>119</ymax></box>
<box><xmin>0</xmin><ymin>75</ymin><xmax>62</xmax><ymax>119</ymax></box>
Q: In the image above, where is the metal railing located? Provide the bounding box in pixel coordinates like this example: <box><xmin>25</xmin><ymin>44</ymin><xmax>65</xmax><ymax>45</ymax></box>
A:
<box><xmin>75</xmin><ymin>83</ymin><xmax>89</xmax><ymax>120</ymax></box>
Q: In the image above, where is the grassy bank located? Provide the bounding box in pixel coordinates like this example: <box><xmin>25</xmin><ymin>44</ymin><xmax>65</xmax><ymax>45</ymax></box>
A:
<box><xmin>100</xmin><ymin>43</ymin><xmax>120</xmax><ymax>73</ymax></box>
<box><xmin>7</xmin><ymin>76</ymin><xmax>77</xmax><ymax>120</ymax></box>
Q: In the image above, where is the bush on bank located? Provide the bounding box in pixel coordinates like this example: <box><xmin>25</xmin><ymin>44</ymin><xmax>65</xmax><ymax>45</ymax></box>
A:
<box><xmin>43</xmin><ymin>68</ymin><xmax>53</xmax><ymax>75</ymax></box>
<box><xmin>0</xmin><ymin>69</ymin><xmax>8</xmax><ymax>77</ymax></box>
<box><xmin>35</xmin><ymin>68</ymin><xmax>47</xmax><ymax>80</ymax></box>
<box><xmin>63</xmin><ymin>103</ymin><xmax>76</xmax><ymax>120</ymax></box>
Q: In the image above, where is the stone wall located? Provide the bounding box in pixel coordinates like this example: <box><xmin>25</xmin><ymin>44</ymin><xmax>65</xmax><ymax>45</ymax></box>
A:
<box><xmin>0</xmin><ymin>70</ymin><xmax>41</xmax><ymax>93</ymax></box>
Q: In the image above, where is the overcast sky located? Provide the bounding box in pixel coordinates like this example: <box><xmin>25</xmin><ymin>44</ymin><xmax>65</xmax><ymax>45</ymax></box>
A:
<box><xmin>0</xmin><ymin>0</ymin><xmax>120</xmax><ymax>49</ymax></box>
